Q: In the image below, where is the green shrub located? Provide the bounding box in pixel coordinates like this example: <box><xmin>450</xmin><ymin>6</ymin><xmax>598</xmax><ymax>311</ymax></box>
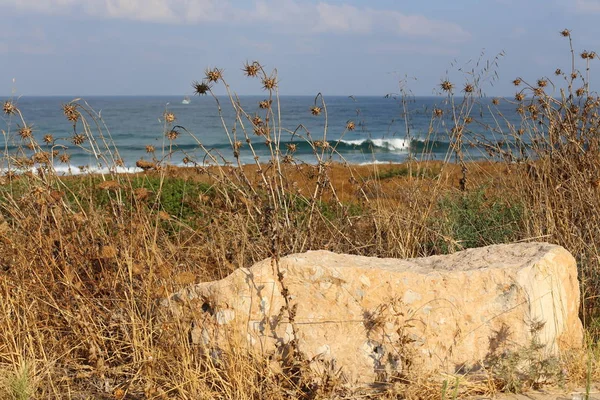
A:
<box><xmin>434</xmin><ymin>188</ymin><xmax>524</xmax><ymax>253</ymax></box>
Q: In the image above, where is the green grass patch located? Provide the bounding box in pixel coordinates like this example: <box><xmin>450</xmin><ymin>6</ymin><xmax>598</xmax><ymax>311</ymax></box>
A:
<box><xmin>432</xmin><ymin>188</ymin><xmax>524</xmax><ymax>253</ymax></box>
<box><xmin>370</xmin><ymin>165</ymin><xmax>440</xmax><ymax>180</ymax></box>
<box><xmin>0</xmin><ymin>174</ymin><xmax>213</xmax><ymax>224</ymax></box>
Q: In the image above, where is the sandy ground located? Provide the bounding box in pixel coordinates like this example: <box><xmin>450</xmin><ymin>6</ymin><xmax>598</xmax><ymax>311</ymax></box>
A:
<box><xmin>473</xmin><ymin>387</ymin><xmax>599</xmax><ymax>399</ymax></box>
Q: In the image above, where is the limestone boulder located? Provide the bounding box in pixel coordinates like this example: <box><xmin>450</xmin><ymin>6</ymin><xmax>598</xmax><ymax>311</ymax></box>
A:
<box><xmin>164</xmin><ymin>243</ymin><xmax>583</xmax><ymax>384</ymax></box>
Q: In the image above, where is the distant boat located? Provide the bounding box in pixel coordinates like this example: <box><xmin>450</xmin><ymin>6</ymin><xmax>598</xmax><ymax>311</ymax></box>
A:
<box><xmin>182</xmin><ymin>96</ymin><xmax>191</xmax><ymax>105</ymax></box>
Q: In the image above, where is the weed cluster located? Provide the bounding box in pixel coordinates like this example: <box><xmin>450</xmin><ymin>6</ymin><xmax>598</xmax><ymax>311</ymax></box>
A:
<box><xmin>0</xmin><ymin>32</ymin><xmax>599</xmax><ymax>398</ymax></box>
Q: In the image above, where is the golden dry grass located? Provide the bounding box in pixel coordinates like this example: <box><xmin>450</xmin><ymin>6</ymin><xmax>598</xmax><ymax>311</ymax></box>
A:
<box><xmin>0</xmin><ymin>158</ymin><xmax>588</xmax><ymax>399</ymax></box>
<box><xmin>3</xmin><ymin>34</ymin><xmax>600</xmax><ymax>398</ymax></box>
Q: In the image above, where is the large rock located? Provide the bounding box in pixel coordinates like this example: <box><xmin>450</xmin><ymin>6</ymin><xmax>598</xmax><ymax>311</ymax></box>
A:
<box><xmin>164</xmin><ymin>243</ymin><xmax>583</xmax><ymax>384</ymax></box>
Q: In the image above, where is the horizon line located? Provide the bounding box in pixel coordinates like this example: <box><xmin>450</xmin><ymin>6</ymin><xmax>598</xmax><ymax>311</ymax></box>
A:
<box><xmin>1</xmin><ymin>93</ymin><xmax>515</xmax><ymax>98</ymax></box>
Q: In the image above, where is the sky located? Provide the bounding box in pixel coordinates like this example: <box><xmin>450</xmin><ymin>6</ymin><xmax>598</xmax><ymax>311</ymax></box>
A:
<box><xmin>1</xmin><ymin>0</ymin><xmax>599</xmax><ymax>97</ymax></box>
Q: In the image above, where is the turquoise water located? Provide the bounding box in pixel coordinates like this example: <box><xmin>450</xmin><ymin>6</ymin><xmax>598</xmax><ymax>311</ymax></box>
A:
<box><xmin>0</xmin><ymin>95</ymin><xmax>522</xmax><ymax>172</ymax></box>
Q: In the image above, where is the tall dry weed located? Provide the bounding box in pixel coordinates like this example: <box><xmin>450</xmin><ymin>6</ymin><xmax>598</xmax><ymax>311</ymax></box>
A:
<box><xmin>1</xmin><ymin>33</ymin><xmax>600</xmax><ymax>398</ymax></box>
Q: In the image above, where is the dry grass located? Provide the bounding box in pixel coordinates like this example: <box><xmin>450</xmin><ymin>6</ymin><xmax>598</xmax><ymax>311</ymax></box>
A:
<box><xmin>1</xmin><ymin>31</ymin><xmax>600</xmax><ymax>398</ymax></box>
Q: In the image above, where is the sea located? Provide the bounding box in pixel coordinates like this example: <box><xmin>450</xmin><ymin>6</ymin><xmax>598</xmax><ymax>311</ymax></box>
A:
<box><xmin>0</xmin><ymin>95</ymin><xmax>524</xmax><ymax>174</ymax></box>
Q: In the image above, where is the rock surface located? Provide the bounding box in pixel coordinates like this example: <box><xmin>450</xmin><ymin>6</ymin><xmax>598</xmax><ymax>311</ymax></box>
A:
<box><xmin>165</xmin><ymin>243</ymin><xmax>583</xmax><ymax>384</ymax></box>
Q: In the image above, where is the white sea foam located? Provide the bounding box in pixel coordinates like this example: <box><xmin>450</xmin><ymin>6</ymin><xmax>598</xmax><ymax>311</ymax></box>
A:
<box><xmin>52</xmin><ymin>165</ymin><xmax>145</xmax><ymax>175</ymax></box>
<box><xmin>339</xmin><ymin>138</ymin><xmax>411</xmax><ymax>151</ymax></box>
<box><xmin>1</xmin><ymin>165</ymin><xmax>145</xmax><ymax>176</ymax></box>
<box><xmin>357</xmin><ymin>160</ymin><xmax>396</xmax><ymax>166</ymax></box>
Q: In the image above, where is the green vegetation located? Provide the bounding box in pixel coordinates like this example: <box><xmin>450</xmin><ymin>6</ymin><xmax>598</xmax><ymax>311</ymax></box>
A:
<box><xmin>2</xmin><ymin>362</ymin><xmax>34</xmax><ymax>400</ymax></box>
<box><xmin>370</xmin><ymin>165</ymin><xmax>440</xmax><ymax>180</ymax></box>
<box><xmin>435</xmin><ymin>189</ymin><xmax>524</xmax><ymax>253</ymax></box>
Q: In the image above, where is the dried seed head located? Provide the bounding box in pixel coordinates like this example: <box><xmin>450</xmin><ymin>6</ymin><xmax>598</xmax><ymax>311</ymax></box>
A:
<box><xmin>3</xmin><ymin>100</ymin><xmax>16</xmax><ymax>115</ymax></box>
<box><xmin>433</xmin><ymin>108</ymin><xmax>444</xmax><ymax>117</ymax></box>
<box><xmin>314</xmin><ymin>140</ymin><xmax>330</xmax><ymax>149</ymax></box>
<box><xmin>581</xmin><ymin>51</ymin><xmax>590</xmax><ymax>59</ymax></box>
<box><xmin>463</xmin><ymin>83</ymin><xmax>474</xmax><ymax>93</ymax></box>
<box><xmin>252</xmin><ymin>115</ymin><xmax>263</xmax><ymax>126</ymax></box>
<box><xmin>533</xmin><ymin>87</ymin><xmax>544</xmax><ymax>97</ymax></box>
<box><xmin>346</xmin><ymin>121</ymin><xmax>355</xmax><ymax>131</ymax></box>
<box><xmin>136</xmin><ymin>159</ymin><xmax>156</xmax><ymax>171</ymax></box>
<box><xmin>515</xmin><ymin>92</ymin><xmax>525</xmax><ymax>102</ymax></box>
<box><xmin>492</xmin><ymin>98</ymin><xmax>500</xmax><ymax>105</ymax></box>
<box><xmin>555</xmin><ymin>68</ymin><xmax>562</xmax><ymax>76</ymax></box>
<box><xmin>282</xmin><ymin>155</ymin><xmax>293</xmax><ymax>164</ymax></box>
<box><xmin>259</xmin><ymin>99</ymin><xmax>272</xmax><ymax>109</ymax></box>
<box><xmin>262</xmin><ymin>76</ymin><xmax>277</xmax><ymax>90</ymax></box>
<box><xmin>15</xmin><ymin>157</ymin><xmax>33</xmax><ymax>169</ymax></box>
<box><xmin>182</xmin><ymin>156</ymin><xmax>191</xmax><ymax>165</ymax></box>
<box><xmin>570</xmin><ymin>104</ymin><xmax>580</xmax><ymax>114</ymax></box>
<box><xmin>464</xmin><ymin>116</ymin><xmax>473</xmax><ymax>124</ymax></box>
<box><xmin>115</xmin><ymin>158</ymin><xmax>124</xmax><ymax>167</ymax></box>
<box><xmin>59</xmin><ymin>153</ymin><xmax>71</xmax><ymax>164</ymax></box>
<box><xmin>440</xmin><ymin>80</ymin><xmax>454</xmax><ymax>92</ymax></box>
<box><xmin>310</xmin><ymin>106</ymin><xmax>322</xmax><ymax>116</ymax></box>
<box><xmin>43</xmin><ymin>134</ymin><xmax>54</xmax><ymax>144</ymax></box>
<box><xmin>18</xmin><ymin>125</ymin><xmax>33</xmax><ymax>139</ymax></box>
<box><xmin>286</xmin><ymin>143</ymin><xmax>297</xmax><ymax>153</ymax></box>
<box><xmin>537</xmin><ymin>79</ymin><xmax>548</xmax><ymax>88</ymax></box>
<box><xmin>571</xmin><ymin>72</ymin><xmax>578</xmax><ymax>80</ymax></box>
<box><xmin>31</xmin><ymin>151</ymin><xmax>50</xmax><ymax>164</ymax></box>
<box><xmin>166</xmin><ymin>129</ymin><xmax>179</xmax><ymax>141</ymax></box>
<box><xmin>146</xmin><ymin>145</ymin><xmax>155</xmax><ymax>153</ymax></box>
<box><xmin>233</xmin><ymin>140</ymin><xmax>242</xmax><ymax>157</ymax></box>
<box><xmin>192</xmin><ymin>81</ymin><xmax>211</xmax><ymax>95</ymax></box>
<box><xmin>62</xmin><ymin>104</ymin><xmax>79</xmax><ymax>122</ymax></box>
<box><xmin>164</xmin><ymin>112</ymin><xmax>176</xmax><ymax>123</ymax></box>
<box><xmin>205</xmin><ymin>68</ymin><xmax>223</xmax><ymax>83</ymax></box>
<box><xmin>96</xmin><ymin>180</ymin><xmax>121</xmax><ymax>192</ymax></box>
<box><xmin>576</xmin><ymin>87</ymin><xmax>586</xmax><ymax>97</ymax></box>
<box><xmin>513</xmin><ymin>78</ymin><xmax>522</xmax><ymax>86</ymax></box>
<box><xmin>254</xmin><ymin>126</ymin><xmax>267</xmax><ymax>136</ymax></box>
<box><xmin>243</xmin><ymin>61</ymin><xmax>260</xmax><ymax>77</ymax></box>
<box><xmin>450</xmin><ymin>125</ymin><xmax>464</xmax><ymax>135</ymax></box>
<box><xmin>26</xmin><ymin>142</ymin><xmax>36</xmax><ymax>150</ymax></box>
<box><xmin>560</xmin><ymin>29</ymin><xmax>571</xmax><ymax>37</ymax></box>
<box><xmin>72</xmin><ymin>134</ymin><xmax>86</xmax><ymax>145</ymax></box>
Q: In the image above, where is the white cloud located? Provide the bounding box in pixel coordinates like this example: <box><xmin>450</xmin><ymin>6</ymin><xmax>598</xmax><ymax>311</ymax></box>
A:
<box><xmin>393</xmin><ymin>13</ymin><xmax>469</xmax><ymax>41</ymax></box>
<box><xmin>101</xmin><ymin>0</ymin><xmax>177</xmax><ymax>23</ymax></box>
<box><xmin>566</xmin><ymin>0</ymin><xmax>600</xmax><ymax>13</ymax></box>
<box><xmin>0</xmin><ymin>0</ymin><xmax>80</xmax><ymax>14</ymax></box>
<box><xmin>251</xmin><ymin>1</ymin><xmax>470</xmax><ymax>41</ymax></box>
<box><xmin>0</xmin><ymin>0</ymin><xmax>470</xmax><ymax>41</ymax></box>
<box><xmin>314</xmin><ymin>3</ymin><xmax>372</xmax><ymax>34</ymax></box>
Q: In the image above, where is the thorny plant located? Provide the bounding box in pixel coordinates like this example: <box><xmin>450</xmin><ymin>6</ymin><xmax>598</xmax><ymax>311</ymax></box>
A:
<box><xmin>0</xmin><ymin>32</ymin><xmax>600</xmax><ymax>398</ymax></box>
<box><xmin>0</xmin><ymin>61</ymin><xmax>452</xmax><ymax>398</ymax></box>
<box><xmin>421</xmin><ymin>30</ymin><xmax>600</xmax><ymax>330</ymax></box>
<box><xmin>483</xmin><ymin>321</ymin><xmax>563</xmax><ymax>393</ymax></box>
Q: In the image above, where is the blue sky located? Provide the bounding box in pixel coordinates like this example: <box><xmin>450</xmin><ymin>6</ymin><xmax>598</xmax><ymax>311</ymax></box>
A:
<box><xmin>0</xmin><ymin>0</ymin><xmax>598</xmax><ymax>96</ymax></box>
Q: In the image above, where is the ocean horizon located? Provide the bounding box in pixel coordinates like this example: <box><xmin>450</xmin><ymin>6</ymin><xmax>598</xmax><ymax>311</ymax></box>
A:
<box><xmin>0</xmin><ymin>95</ymin><xmax>524</xmax><ymax>173</ymax></box>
